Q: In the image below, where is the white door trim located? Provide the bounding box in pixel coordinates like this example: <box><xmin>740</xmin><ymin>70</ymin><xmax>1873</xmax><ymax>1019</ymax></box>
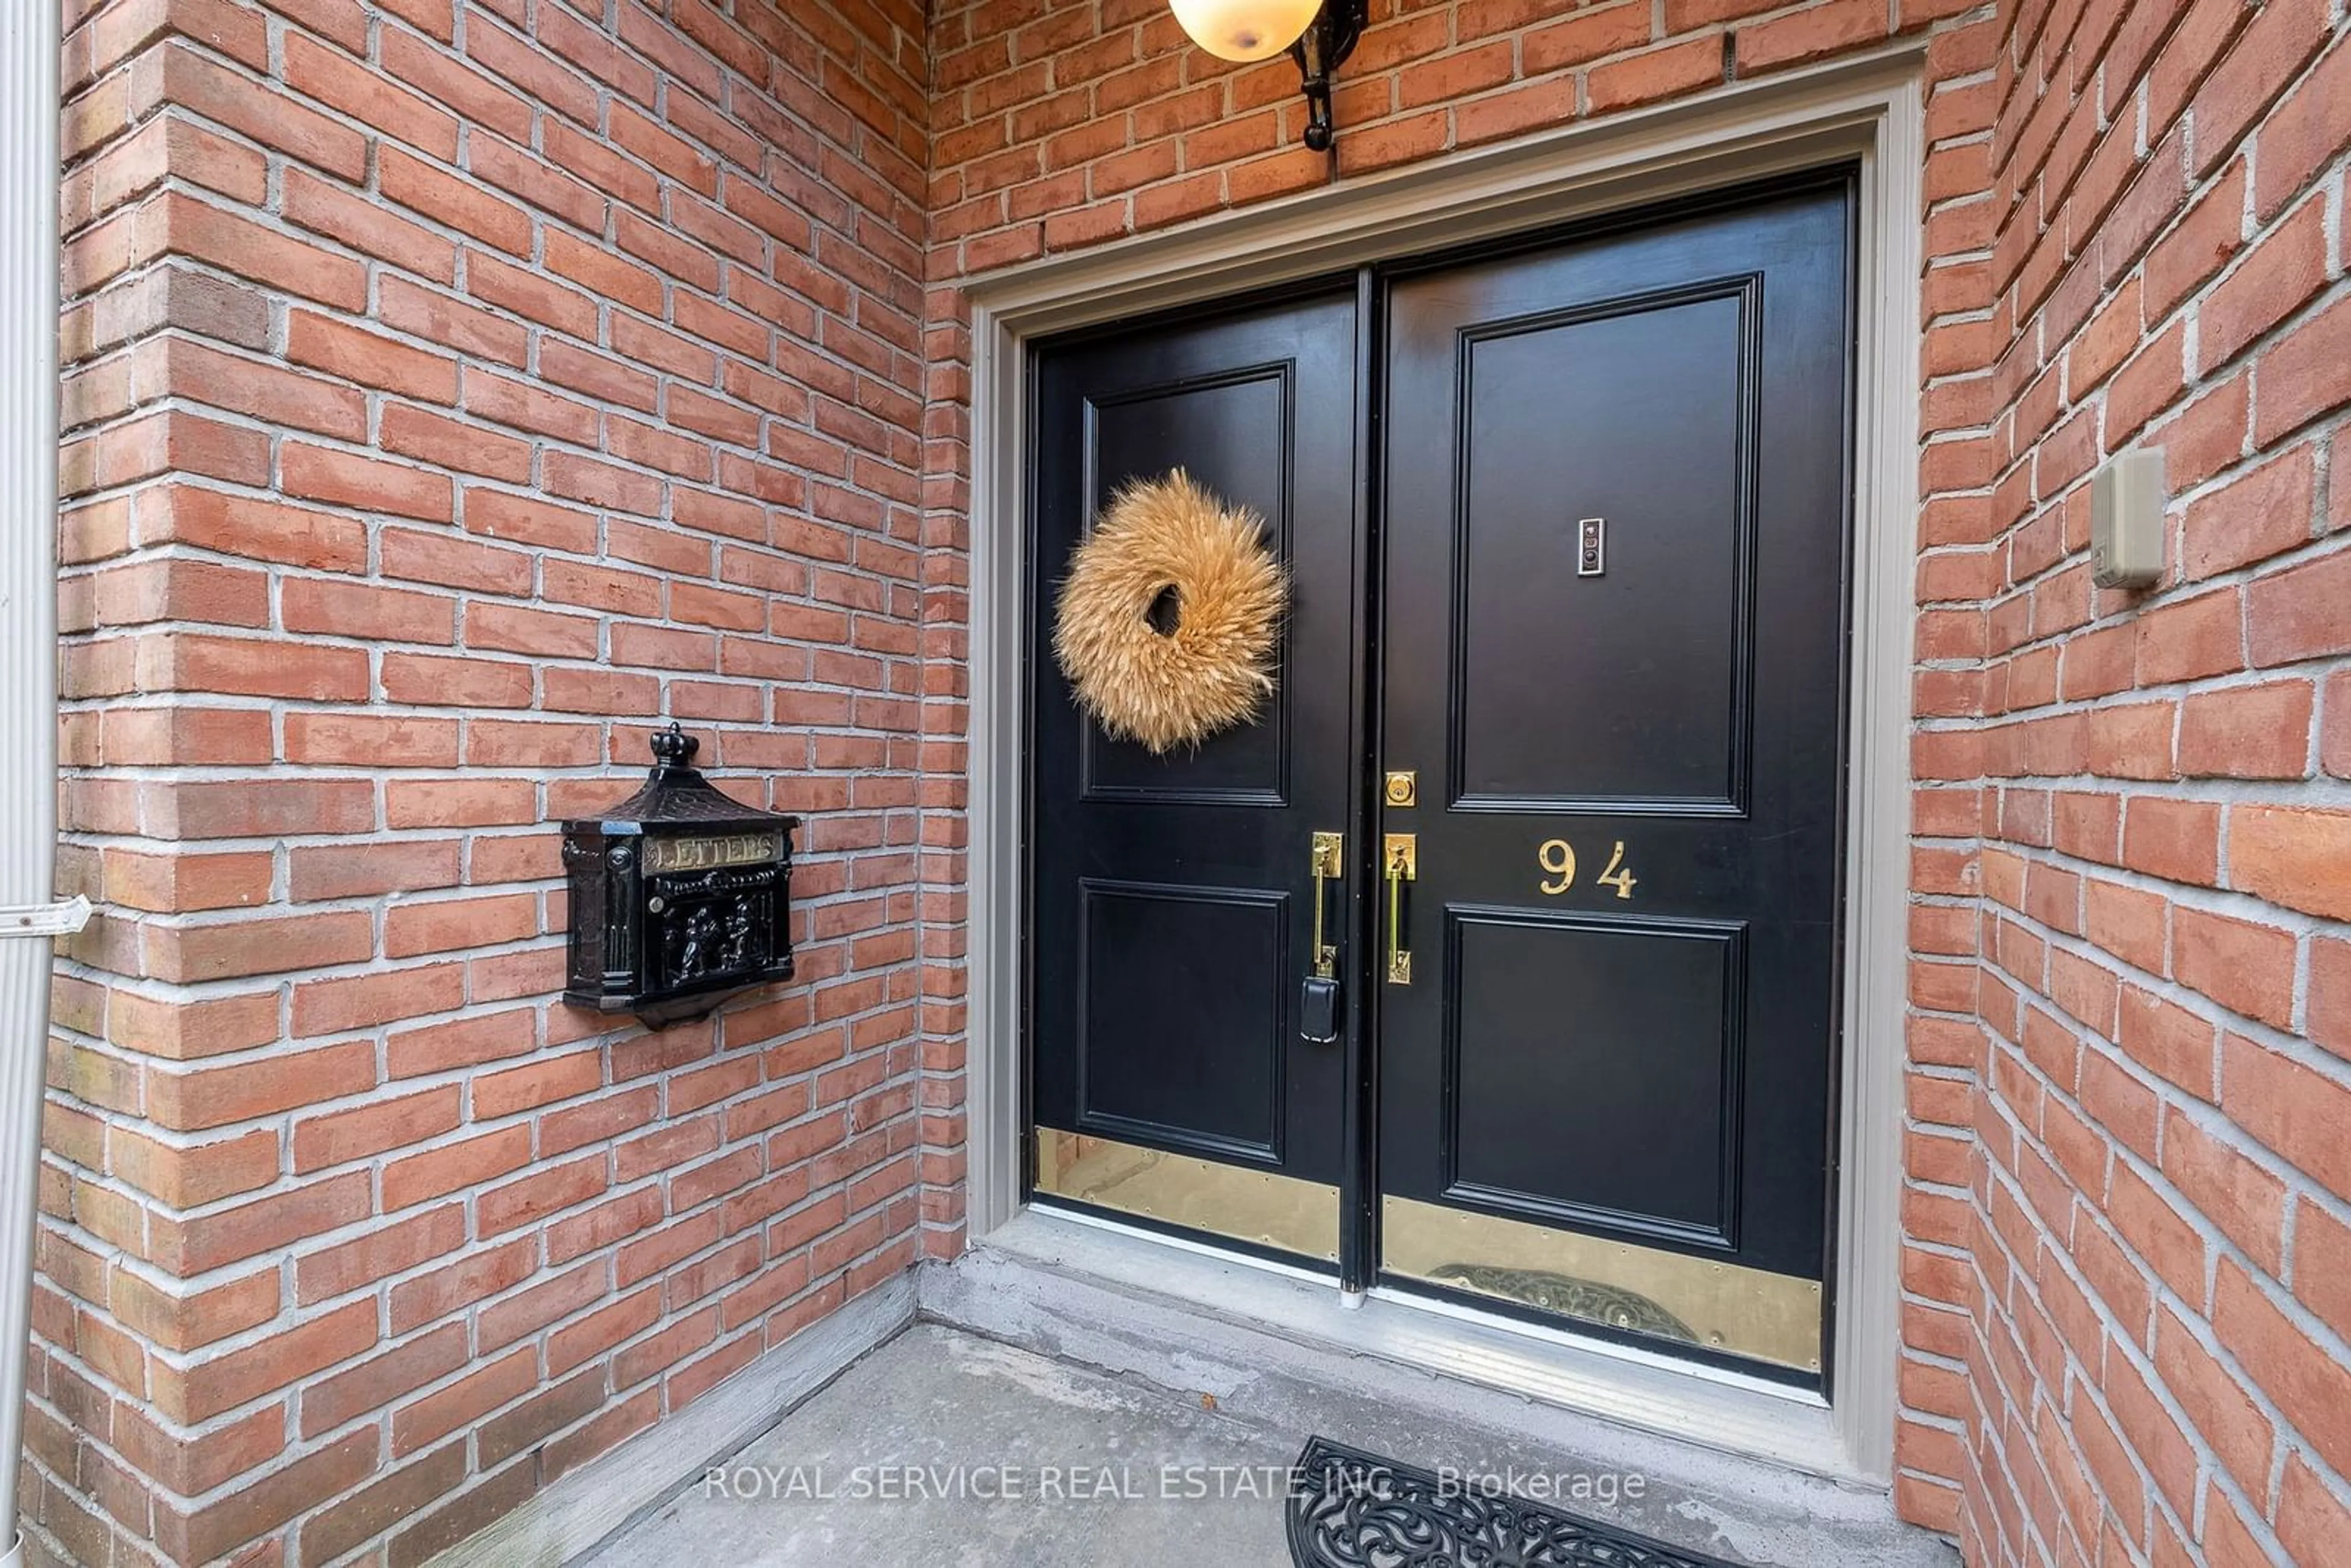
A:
<box><xmin>958</xmin><ymin>43</ymin><xmax>1925</xmax><ymax>1482</ymax></box>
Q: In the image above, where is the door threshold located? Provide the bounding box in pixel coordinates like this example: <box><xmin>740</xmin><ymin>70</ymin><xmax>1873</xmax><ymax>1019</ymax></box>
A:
<box><xmin>1036</xmin><ymin>1197</ymin><xmax>1343</xmax><ymax>1288</ymax></box>
<box><xmin>939</xmin><ymin>1207</ymin><xmax>1863</xmax><ymax>1484</ymax></box>
<box><xmin>1359</xmin><ymin>1282</ymin><xmax>1826</xmax><ymax>1408</ymax></box>
<box><xmin>1041</xmin><ymin>1196</ymin><xmax>1818</xmax><ymax>1407</ymax></box>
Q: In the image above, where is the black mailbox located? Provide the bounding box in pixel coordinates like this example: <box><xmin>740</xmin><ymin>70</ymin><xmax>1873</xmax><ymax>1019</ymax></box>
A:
<box><xmin>562</xmin><ymin>723</ymin><xmax>799</xmax><ymax>1027</ymax></box>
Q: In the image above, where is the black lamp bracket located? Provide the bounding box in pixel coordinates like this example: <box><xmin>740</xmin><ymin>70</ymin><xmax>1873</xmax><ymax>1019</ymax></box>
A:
<box><xmin>1291</xmin><ymin>0</ymin><xmax>1367</xmax><ymax>153</ymax></box>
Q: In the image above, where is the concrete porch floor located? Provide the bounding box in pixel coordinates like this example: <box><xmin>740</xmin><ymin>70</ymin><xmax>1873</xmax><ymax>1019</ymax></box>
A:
<box><xmin>581</xmin><ymin>1310</ymin><xmax>1958</xmax><ymax>1567</ymax></box>
<box><xmin>582</xmin><ymin>1324</ymin><xmax>1298</xmax><ymax>1566</ymax></box>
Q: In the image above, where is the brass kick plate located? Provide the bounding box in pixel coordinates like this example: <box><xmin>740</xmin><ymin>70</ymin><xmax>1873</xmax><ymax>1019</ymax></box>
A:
<box><xmin>1382</xmin><ymin>1196</ymin><xmax>1823</xmax><ymax>1371</ymax></box>
<box><xmin>1384</xmin><ymin>770</ymin><xmax>1417</xmax><ymax>807</ymax></box>
<box><xmin>1034</xmin><ymin>1128</ymin><xmax>1340</xmax><ymax>1261</ymax></box>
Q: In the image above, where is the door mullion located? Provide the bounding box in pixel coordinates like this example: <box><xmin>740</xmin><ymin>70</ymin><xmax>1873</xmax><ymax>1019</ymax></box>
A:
<box><xmin>1340</xmin><ymin>263</ymin><xmax>1387</xmax><ymax>1297</ymax></box>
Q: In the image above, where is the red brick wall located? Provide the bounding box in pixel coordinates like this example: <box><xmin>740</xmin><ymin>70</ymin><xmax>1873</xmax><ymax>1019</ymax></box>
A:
<box><xmin>31</xmin><ymin>0</ymin><xmax>932</xmax><ymax>1559</ymax></box>
<box><xmin>31</xmin><ymin>0</ymin><xmax>2351</xmax><ymax>1560</ymax></box>
<box><xmin>1906</xmin><ymin>0</ymin><xmax>2351</xmax><ymax>1561</ymax></box>
<box><xmin>921</xmin><ymin>1</ymin><xmax>2351</xmax><ymax>1565</ymax></box>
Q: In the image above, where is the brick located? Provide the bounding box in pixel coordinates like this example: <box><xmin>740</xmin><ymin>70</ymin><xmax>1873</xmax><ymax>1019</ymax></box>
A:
<box><xmin>113</xmin><ymin>1400</ymin><xmax>284</xmax><ymax>1496</ymax></box>
<box><xmin>2157</xmin><ymin>373</ymin><xmax>2252</xmax><ymax>490</ymax></box>
<box><xmin>2197</xmin><ymin>197</ymin><xmax>2327</xmax><ymax>372</ymax></box>
<box><xmin>387</xmin><ymin>1008</ymin><xmax>539</xmax><ymax>1078</ymax></box>
<box><xmin>301</xmin><ymin>1321</ymin><xmax>469</xmax><ymax>1439</ymax></box>
<box><xmin>1587</xmin><ymin>36</ymin><xmax>1723</xmax><ymax>113</ymax></box>
<box><xmin>2228</xmin><ymin>805</ymin><xmax>2351</xmax><ymax>920</ymax></box>
<box><xmin>383</xmin><ymin>28</ymin><xmax>531</xmax><ymax>139</ymax></box>
<box><xmin>296</xmin><ymin>1205</ymin><xmax>467</xmax><ymax>1305</ymax></box>
<box><xmin>155</xmin><ymin>336</ymin><xmax>367</xmax><ymax>441</ymax></box>
<box><xmin>293</xmin><ymin>963</ymin><xmax>466</xmax><ymax>1037</ymax></box>
<box><xmin>111</xmin><ymin>1267</ymin><xmax>280</xmax><ymax>1356</ymax></box>
<box><xmin>2121</xmin><ymin>797</ymin><xmax>2219</xmax><ymax>885</ymax></box>
<box><xmin>2173</xmin><ymin>906</ymin><xmax>2297</xmax><ymax>1028</ymax></box>
<box><xmin>2177</xmin><ymin>680</ymin><xmax>2313</xmax><ymax>778</ymax></box>
<box><xmin>283</xmin><ymin>32</ymin><xmax>458</xmax><ymax>159</ymax></box>
<box><xmin>383</xmin><ymin>779</ymin><xmax>539</xmax><ymax>831</ymax></box>
<box><xmin>1524</xmin><ymin>2</ymin><xmax>1650</xmax><ymax>72</ymax></box>
<box><xmin>2248</xmin><ymin>549</ymin><xmax>2351</xmax><ymax>666</ymax></box>
<box><xmin>379</xmin><ymin>274</ymin><xmax>528</xmax><ymax>367</ymax></box>
<box><xmin>148</xmin><ymin>1041</ymin><xmax>375</xmax><ymax>1132</ymax></box>
<box><xmin>1736</xmin><ymin>0</ymin><xmax>1886</xmax><ymax>73</ymax></box>
<box><xmin>299</xmin><ymin>1438</ymin><xmax>468</xmax><ymax>1564</ymax></box>
<box><xmin>2213</xmin><ymin>1256</ymin><xmax>2351</xmax><ymax>1478</ymax></box>
<box><xmin>2276</xmin><ymin>1454</ymin><xmax>2351</xmax><ymax>1566</ymax></box>
<box><xmin>144</xmin><ymin>486</ymin><xmax>366</xmax><ymax>571</ymax></box>
<box><xmin>2159</xmin><ymin>1111</ymin><xmax>2286</xmax><ymax>1273</ymax></box>
<box><xmin>2251</xmin><ymin>29</ymin><xmax>2351</xmax><ymax>217</ymax></box>
<box><xmin>382</xmin><ymin>145</ymin><xmax>533</xmax><ymax>255</ymax></box>
<box><xmin>2188</xmin><ymin>0</ymin><xmax>2332</xmax><ymax>179</ymax></box>
<box><xmin>108</xmin><ymin>1124</ymin><xmax>278</xmax><ymax>1207</ymax></box>
<box><xmin>2317</xmin><ymin>938</ymin><xmax>2351</xmax><ymax>1059</ymax></box>
<box><xmin>293</xmin><ymin>1087</ymin><xmax>463</xmax><ymax>1173</ymax></box>
<box><xmin>478</xmin><ymin>1367</ymin><xmax>604</xmax><ymax>1468</ymax></box>
<box><xmin>2120</xmin><ymin>986</ymin><xmax>2218</xmax><ymax>1098</ymax></box>
<box><xmin>383</xmin><ymin>1127</ymin><xmax>533</xmax><ymax>1211</ymax></box>
<box><xmin>146</xmin><ymin>910</ymin><xmax>376</xmax><ymax>984</ymax></box>
<box><xmin>2145</xmin><ymin>158</ymin><xmax>2246</xmax><ymax>319</ymax></box>
<box><xmin>156</xmin><ymin>1427</ymin><xmax>379</xmax><ymax>1564</ymax></box>
<box><xmin>296</xmin><ymin>744</ymin><xmax>433</xmax><ymax>863</ymax></box>
<box><xmin>285</xmin><ymin>713</ymin><xmax>462</xmax><ymax>769</ymax></box>
<box><xmin>100</xmin><ymin>846</ymin><xmax>271</xmax><ymax>913</ymax></box>
<box><xmin>2074</xmin><ymin>700</ymin><xmax>2164</xmax><ymax>781</ymax></box>
<box><xmin>138</xmin><ymin>632</ymin><xmax>372</xmax><ymax>703</ymax></box>
<box><xmin>146</xmin><ymin>778</ymin><xmax>376</xmax><ymax>839</ymax></box>
<box><xmin>478</xmin><ymin>1155</ymin><xmax>608</xmax><ymax>1237</ymax></box>
<box><xmin>287</xmin><ymin>309</ymin><xmax>459</xmax><ymax>404</ymax></box>
<box><xmin>392</xmin><ymin>1345</ymin><xmax>536</xmax><ymax>1457</ymax></box>
<box><xmin>155</xmin><ymin>43</ymin><xmax>367</xmax><ymax>182</ymax></box>
<box><xmin>465</xmin><ymin>602</ymin><xmax>601</xmax><ymax>659</ymax></box>
<box><xmin>2224</xmin><ymin>1035</ymin><xmax>2351</xmax><ymax>1199</ymax></box>
<box><xmin>382</xmin><ymin>402</ymin><xmax>532</xmax><ymax>482</ymax></box>
<box><xmin>2180</xmin><ymin>443</ymin><xmax>2314</xmax><ymax>580</ymax></box>
<box><xmin>380</xmin><ymin>651</ymin><xmax>536</xmax><ymax>710</ymax></box>
<box><xmin>2083</xmin><ymin>873</ymin><xmax>2164</xmax><ymax>983</ymax></box>
<box><xmin>283</xmin><ymin>167</ymin><xmax>458</xmax><ymax>281</ymax></box>
<box><xmin>152</xmin><ymin>1299</ymin><xmax>377</xmax><ymax>1424</ymax></box>
<box><xmin>547</xmin><ymin>1287</ymin><xmax>661</xmax><ymax>1378</ymax></box>
<box><xmin>463</xmin><ymin>366</ymin><xmax>600</xmax><ymax>444</ymax></box>
<box><xmin>283</xmin><ymin>577</ymin><xmax>458</xmax><ymax>643</ymax></box>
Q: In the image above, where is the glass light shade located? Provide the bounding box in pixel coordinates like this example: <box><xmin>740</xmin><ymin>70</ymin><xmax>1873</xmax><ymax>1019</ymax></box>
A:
<box><xmin>1168</xmin><ymin>0</ymin><xmax>1323</xmax><ymax>62</ymax></box>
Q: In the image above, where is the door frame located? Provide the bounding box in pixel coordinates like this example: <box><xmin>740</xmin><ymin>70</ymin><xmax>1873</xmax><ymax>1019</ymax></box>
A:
<box><xmin>959</xmin><ymin>44</ymin><xmax>1927</xmax><ymax>1482</ymax></box>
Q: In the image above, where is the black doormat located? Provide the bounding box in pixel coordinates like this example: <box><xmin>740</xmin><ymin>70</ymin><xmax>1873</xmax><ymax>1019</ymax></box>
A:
<box><xmin>1286</xmin><ymin>1436</ymin><xmax>1743</xmax><ymax>1567</ymax></box>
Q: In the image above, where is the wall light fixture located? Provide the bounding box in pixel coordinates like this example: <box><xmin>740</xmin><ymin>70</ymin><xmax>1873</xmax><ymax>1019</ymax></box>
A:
<box><xmin>1169</xmin><ymin>0</ymin><xmax>1369</xmax><ymax>152</ymax></box>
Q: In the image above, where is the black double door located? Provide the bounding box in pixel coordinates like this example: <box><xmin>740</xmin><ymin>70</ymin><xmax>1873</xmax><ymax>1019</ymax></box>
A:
<box><xmin>1029</xmin><ymin>178</ymin><xmax>1854</xmax><ymax>1381</ymax></box>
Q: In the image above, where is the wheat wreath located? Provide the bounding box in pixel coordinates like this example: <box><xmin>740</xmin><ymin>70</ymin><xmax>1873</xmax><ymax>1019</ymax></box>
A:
<box><xmin>1053</xmin><ymin>470</ymin><xmax>1289</xmax><ymax>755</ymax></box>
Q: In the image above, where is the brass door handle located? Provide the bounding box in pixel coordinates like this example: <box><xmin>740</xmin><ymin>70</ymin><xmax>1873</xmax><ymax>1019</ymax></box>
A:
<box><xmin>1303</xmin><ymin>831</ymin><xmax>1346</xmax><ymax>1044</ymax></box>
<box><xmin>1309</xmin><ymin>831</ymin><xmax>1343</xmax><ymax>980</ymax></box>
<box><xmin>1384</xmin><ymin>833</ymin><xmax>1416</xmax><ymax>985</ymax></box>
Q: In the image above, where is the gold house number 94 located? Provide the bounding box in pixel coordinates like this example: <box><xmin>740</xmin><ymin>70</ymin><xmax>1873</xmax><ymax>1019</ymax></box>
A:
<box><xmin>1536</xmin><ymin>839</ymin><xmax>1638</xmax><ymax>900</ymax></box>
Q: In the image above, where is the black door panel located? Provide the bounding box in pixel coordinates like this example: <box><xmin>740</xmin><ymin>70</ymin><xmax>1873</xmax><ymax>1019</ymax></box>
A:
<box><xmin>1379</xmin><ymin>183</ymin><xmax>1853</xmax><ymax>1301</ymax></box>
<box><xmin>1451</xmin><ymin>283</ymin><xmax>1756</xmax><ymax>814</ymax></box>
<box><xmin>1024</xmin><ymin>179</ymin><xmax>1855</xmax><ymax>1373</ymax></box>
<box><xmin>1076</xmin><ymin>879</ymin><xmax>1289</xmax><ymax>1160</ymax></box>
<box><xmin>1442</xmin><ymin>907</ymin><xmax>1747</xmax><ymax>1247</ymax></box>
<box><xmin>1030</xmin><ymin>293</ymin><xmax>1360</xmax><ymax>1198</ymax></box>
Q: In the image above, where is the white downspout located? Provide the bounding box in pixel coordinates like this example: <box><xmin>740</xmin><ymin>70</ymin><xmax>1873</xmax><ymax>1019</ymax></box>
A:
<box><xmin>1</xmin><ymin>0</ymin><xmax>86</xmax><ymax>1559</ymax></box>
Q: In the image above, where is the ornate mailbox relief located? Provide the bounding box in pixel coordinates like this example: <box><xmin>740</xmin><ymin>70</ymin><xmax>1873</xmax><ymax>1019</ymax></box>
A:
<box><xmin>561</xmin><ymin>724</ymin><xmax>800</xmax><ymax>1026</ymax></box>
